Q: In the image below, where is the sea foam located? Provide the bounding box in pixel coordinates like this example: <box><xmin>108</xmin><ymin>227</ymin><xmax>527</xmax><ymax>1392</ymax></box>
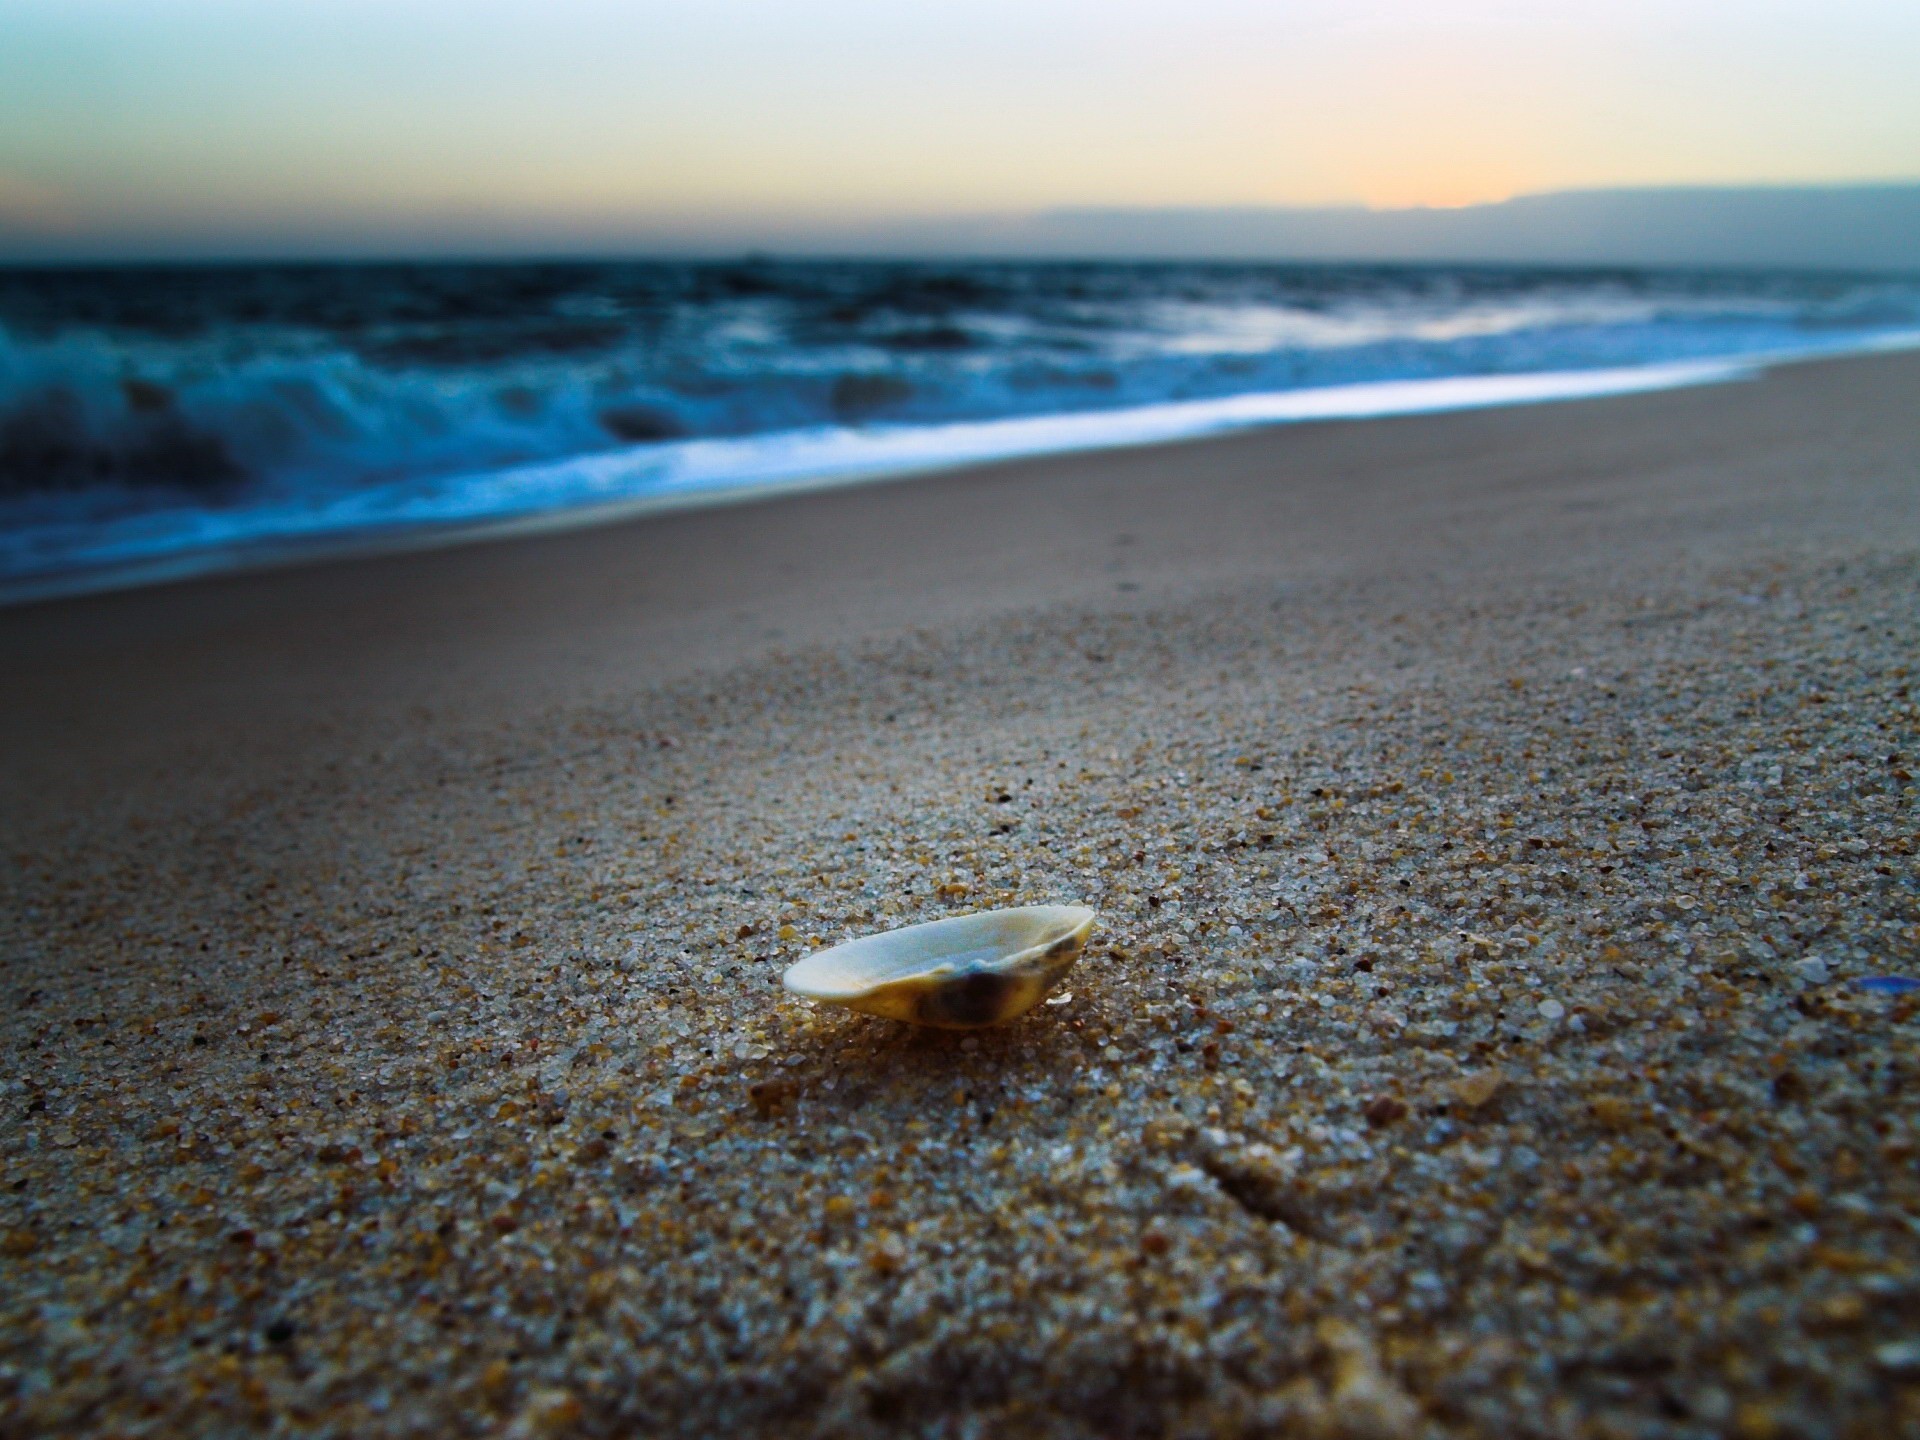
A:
<box><xmin>3</xmin><ymin>260</ymin><xmax>1917</xmax><ymax>599</ymax></box>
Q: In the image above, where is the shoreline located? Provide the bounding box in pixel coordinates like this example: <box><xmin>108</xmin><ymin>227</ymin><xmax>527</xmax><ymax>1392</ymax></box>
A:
<box><xmin>6</xmin><ymin>333</ymin><xmax>1916</xmax><ymax>610</ymax></box>
<box><xmin>3</xmin><ymin>347</ymin><xmax>1919</xmax><ymax>1436</ymax></box>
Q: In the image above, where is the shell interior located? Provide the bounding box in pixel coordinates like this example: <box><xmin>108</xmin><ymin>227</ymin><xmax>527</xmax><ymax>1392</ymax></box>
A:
<box><xmin>783</xmin><ymin>905</ymin><xmax>1095</xmax><ymax>1028</ymax></box>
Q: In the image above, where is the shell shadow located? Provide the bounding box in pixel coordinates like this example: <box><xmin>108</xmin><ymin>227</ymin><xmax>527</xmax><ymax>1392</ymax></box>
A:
<box><xmin>767</xmin><ymin>996</ymin><xmax>1109</xmax><ymax>1135</ymax></box>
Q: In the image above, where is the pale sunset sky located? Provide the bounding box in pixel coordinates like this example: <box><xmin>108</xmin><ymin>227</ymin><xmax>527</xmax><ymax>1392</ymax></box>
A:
<box><xmin>1</xmin><ymin>0</ymin><xmax>1916</xmax><ymax>255</ymax></box>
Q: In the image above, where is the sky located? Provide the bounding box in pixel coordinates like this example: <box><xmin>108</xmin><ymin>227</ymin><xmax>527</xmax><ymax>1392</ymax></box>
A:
<box><xmin>1</xmin><ymin>0</ymin><xmax>1917</xmax><ymax>257</ymax></box>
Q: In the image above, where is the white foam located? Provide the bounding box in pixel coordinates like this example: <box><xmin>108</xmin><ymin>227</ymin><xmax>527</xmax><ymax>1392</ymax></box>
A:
<box><xmin>314</xmin><ymin>355</ymin><xmax>1774</xmax><ymax>550</ymax></box>
<box><xmin>7</xmin><ymin>333</ymin><xmax>1918</xmax><ymax>604</ymax></box>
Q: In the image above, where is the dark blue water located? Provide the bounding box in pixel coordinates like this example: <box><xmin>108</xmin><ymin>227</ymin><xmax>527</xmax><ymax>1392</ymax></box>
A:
<box><xmin>2</xmin><ymin>259</ymin><xmax>1916</xmax><ymax>596</ymax></box>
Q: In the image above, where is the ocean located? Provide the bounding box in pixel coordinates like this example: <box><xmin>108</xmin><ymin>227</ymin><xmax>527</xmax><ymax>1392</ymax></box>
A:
<box><xmin>2</xmin><ymin>259</ymin><xmax>1916</xmax><ymax>600</ymax></box>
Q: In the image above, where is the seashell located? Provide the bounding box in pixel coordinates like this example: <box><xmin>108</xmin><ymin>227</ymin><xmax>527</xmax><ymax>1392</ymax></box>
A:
<box><xmin>782</xmin><ymin>905</ymin><xmax>1095</xmax><ymax>1029</ymax></box>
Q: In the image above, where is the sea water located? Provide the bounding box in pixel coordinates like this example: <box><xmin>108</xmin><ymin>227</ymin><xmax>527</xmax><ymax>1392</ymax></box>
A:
<box><xmin>2</xmin><ymin>259</ymin><xmax>1916</xmax><ymax>599</ymax></box>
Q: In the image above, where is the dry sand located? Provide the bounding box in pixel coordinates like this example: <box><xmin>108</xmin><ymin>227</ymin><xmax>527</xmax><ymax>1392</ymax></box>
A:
<box><xmin>2</xmin><ymin>351</ymin><xmax>1918</xmax><ymax>1438</ymax></box>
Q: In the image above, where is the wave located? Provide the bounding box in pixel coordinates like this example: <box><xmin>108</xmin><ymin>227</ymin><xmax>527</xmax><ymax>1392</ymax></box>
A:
<box><xmin>2</xmin><ymin>260</ymin><xmax>1918</xmax><ymax>597</ymax></box>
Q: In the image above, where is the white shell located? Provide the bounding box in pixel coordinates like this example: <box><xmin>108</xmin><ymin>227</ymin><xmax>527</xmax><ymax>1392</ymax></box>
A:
<box><xmin>782</xmin><ymin>905</ymin><xmax>1096</xmax><ymax>1029</ymax></box>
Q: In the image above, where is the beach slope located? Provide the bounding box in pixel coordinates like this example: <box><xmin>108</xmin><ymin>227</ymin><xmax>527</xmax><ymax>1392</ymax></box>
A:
<box><xmin>3</xmin><ymin>352</ymin><xmax>1918</xmax><ymax>1437</ymax></box>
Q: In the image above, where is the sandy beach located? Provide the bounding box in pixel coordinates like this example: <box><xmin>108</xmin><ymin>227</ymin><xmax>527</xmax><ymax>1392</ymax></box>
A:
<box><xmin>3</xmin><ymin>349</ymin><xmax>1918</xmax><ymax>1437</ymax></box>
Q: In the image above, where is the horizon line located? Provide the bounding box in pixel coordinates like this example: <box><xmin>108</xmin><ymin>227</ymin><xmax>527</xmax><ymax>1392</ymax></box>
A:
<box><xmin>2</xmin><ymin>178</ymin><xmax>1917</xmax><ymax>271</ymax></box>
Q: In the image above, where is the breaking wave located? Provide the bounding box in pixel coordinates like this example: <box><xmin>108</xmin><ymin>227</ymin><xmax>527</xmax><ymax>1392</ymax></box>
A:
<box><xmin>2</xmin><ymin>259</ymin><xmax>1917</xmax><ymax>596</ymax></box>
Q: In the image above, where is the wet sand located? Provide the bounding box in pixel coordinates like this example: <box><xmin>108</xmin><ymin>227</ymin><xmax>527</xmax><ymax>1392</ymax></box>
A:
<box><xmin>3</xmin><ymin>351</ymin><xmax>1919</xmax><ymax>1437</ymax></box>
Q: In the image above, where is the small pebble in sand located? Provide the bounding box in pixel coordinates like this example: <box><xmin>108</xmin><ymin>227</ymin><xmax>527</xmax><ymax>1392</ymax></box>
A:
<box><xmin>747</xmin><ymin>1079</ymin><xmax>800</xmax><ymax>1119</ymax></box>
<box><xmin>1872</xmin><ymin>1341</ymin><xmax>1920</xmax><ymax>1375</ymax></box>
<box><xmin>1363</xmin><ymin>1095</ymin><xmax>1407</xmax><ymax>1128</ymax></box>
<box><xmin>1452</xmin><ymin>1070</ymin><xmax>1504</xmax><ymax>1109</ymax></box>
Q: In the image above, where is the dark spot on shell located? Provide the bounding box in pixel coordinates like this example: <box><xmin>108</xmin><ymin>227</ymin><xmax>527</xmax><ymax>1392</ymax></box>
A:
<box><xmin>917</xmin><ymin>971</ymin><xmax>1017</xmax><ymax>1027</ymax></box>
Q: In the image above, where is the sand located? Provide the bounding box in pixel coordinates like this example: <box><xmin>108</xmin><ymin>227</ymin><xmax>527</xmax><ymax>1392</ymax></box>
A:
<box><xmin>2</xmin><ymin>350</ymin><xmax>1918</xmax><ymax>1438</ymax></box>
